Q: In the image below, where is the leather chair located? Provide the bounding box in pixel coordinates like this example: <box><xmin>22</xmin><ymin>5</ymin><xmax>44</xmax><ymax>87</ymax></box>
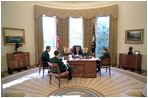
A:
<box><xmin>100</xmin><ymin>58</ymin><xmax>111</xmax><ymax>76</ymax></box>
<box><xmin>38</xmin><ymin>59</ymin><xmax>49</xmax><ymax>78</ymax></box>
<box><xmin>49</xmin><ymin>62</ymin><xmax>69</xmax><ymax>88</ymax></box>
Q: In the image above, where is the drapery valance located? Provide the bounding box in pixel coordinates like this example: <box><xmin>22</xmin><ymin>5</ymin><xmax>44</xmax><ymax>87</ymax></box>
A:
<box><xmin>34</xmin><ymin>5</ymin><xmax>118</xmax><ymax>19</ymax></box>
<box><xmin>34</xmin><ymin>4</ymin><xmax>118</xmax><ymax>66</ymax></box>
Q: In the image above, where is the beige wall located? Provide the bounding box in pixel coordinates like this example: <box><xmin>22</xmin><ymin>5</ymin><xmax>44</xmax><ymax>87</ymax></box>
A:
<box><xmin>1</xmin><ymin>1</ymin><xmax>147</xmax><ymax>71</ymax></box>
<box><xmin>1</xmin><ymin>2</ymin><xmax>35</xmax><ymax>71</ymax></box>
<box><xmin>117</xmin><ymin>1</ymin><xmax>147</xmax><ymax>69</ymax></box>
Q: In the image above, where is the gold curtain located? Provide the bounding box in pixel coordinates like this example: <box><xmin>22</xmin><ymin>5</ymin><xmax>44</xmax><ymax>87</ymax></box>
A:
<box><xmin>34</xmin><ymin>4</ymin><xmax>118</xmax><ymax>65</ymax></box>
<box><xmin>57</xmin><ymin>18</ymin><xmax>69</xmax><ymax>55</ymax></box>
<box><xmin>109</xmin><ymin>16</ymin><xmax>117</xmax><ymax>66</ymax></box>
<box><xmin>34</xmin><ymin>16</ymin><xmax>44</xmax><ymax>65</ymax></box>
<box><xmin>83</xmin><ymin>18</ymin><xmax>95</xmax><ymax>54</ymax></box>
<box><xmin>34</xmin><ymin>5</ymin><xmax>118</xmax><ymax>19</ymax></box>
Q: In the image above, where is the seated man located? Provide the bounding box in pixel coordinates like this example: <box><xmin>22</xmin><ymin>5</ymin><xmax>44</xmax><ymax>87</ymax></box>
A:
<box><xmin>41</xmin><ymin>46</ymin><xmax>51</xmax><ymax>68</ymax></box>
<box><xmin>50</xmin><ymin>50</ymin><xmax>72</xmax><ymax>80</ymax></box>
<box><xmin>73</xmin><ymin>46</ymin><xmax>83</xmax><ymax>57</ymax></box>
<box><xmin>96</xmin><ymin>47</ymin><xmax>110</xmax><ymax>72</ymax></box>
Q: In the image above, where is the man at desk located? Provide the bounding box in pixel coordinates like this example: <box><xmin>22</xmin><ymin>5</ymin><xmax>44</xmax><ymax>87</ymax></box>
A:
<box><xmin>73</xmin><ymin>46</ymin><xmax>83</xmax><ymax>56</ymax></box>
<box><xmin>96</xmin><ymin>47</ymin><xmax>110</xmax><ymax>72</ymax></box>
<box><xmin>50</xmin><ymin>50</ymin><xmax>72</xmax><ymax>80</ymax></box>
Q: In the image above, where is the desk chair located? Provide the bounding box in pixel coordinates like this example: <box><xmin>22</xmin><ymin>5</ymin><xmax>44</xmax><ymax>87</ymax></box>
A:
<box><xmin>100</xmin><ymin>58</ymin><xmax>111</xmax><ymax>76</ymax></box>
<box><xmin>38</xmin><ymin>59</ymin><xmax>49</xmax><ymax>78</ymax></box>
<box><xmin>49</xmin><ymin>63</ymin><xmax>69</xmax><ymax>88</ymax></box>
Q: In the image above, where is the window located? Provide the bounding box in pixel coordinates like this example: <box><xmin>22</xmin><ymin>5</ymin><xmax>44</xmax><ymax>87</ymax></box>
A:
<box><xmin>69</xmin><ymin>17</ymin><xmax>83</xmax><ymax>48</ymax></box>
<box><xmin>42</xmin><ymin>15</ymin><xmax>56</xmax><ymax>57</ymax></box>
<box><xmin>96</xmin><ymin>16</ymin><xmax>110</xmax><ymax>58</ymax></box>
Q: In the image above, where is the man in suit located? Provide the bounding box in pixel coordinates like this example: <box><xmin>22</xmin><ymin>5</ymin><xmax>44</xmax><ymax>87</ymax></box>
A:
<box><xmin>50</xmin><ymin>50</ymin><xmax>72</xmax><ymax>80</ymax></box>
<box><xmin>99</xmin><ymin>48</ymin><xmax>110</xmax><ymax>59</ymax></box>
<box><xmin>41</xmin><ymin>46</ymin><xmax>51</xmax><ymax>68</ymax></box>
<box><xmin>96</xmin><ymin>47</ymin><xmax>110</xmax><ymax>72</ymax></box>
<box><xmin>73</xmin><ymin>46</ymin><xmax>83</xmax><ymax>56</ymax></box>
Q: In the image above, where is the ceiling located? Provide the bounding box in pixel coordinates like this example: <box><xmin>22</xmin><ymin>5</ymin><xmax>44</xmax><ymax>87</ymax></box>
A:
<box><xmin>32</xmin><ymin>1</ymin><xmax>117</xmax><ymax>9</ymax></box>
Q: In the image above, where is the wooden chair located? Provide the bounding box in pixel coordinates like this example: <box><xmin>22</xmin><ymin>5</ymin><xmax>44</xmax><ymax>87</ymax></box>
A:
<box><xmin>100</xmin><ymin>58</ymin><xmax>111</xmax><ymax>76</ymax></box>
<box><xmin>49</xmin><ymin>62</ymin><xmax>69</xmax><ymax>88</ymax></box>
<box><xmin>39</xmin><ymin>59</ymin><xmax>49</xmax><ymax>78</ymax></box>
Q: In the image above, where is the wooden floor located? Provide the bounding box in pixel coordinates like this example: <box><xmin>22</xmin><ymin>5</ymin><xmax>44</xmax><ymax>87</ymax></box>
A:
<box><xmin>2</xmin><ymin>67</ymin><xmax>146</xmax><ymax>97</ymax></box>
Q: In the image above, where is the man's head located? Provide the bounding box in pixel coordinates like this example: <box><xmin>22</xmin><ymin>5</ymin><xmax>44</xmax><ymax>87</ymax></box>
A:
<box><xmin>102</xmin><ymin>47</ymin><xmax>108</xmax><ymax>54</ymax></box>
<box><xmin>46</xmin><ymin>46</ymin><xmax>51</xmax><ymax>52</ymax></box>
<box><xmin>76</xmin><ymin>47</ymin><xmax>80</xmax><ymax>52</ymax></box>
<box><xmin>54</xmin><ymin>50</ymin><xmax>60</xmax><ymax>57</ymax></box>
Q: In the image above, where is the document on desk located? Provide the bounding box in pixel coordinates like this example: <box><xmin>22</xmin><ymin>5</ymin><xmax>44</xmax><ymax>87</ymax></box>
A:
<box><xmin>89</xmin><ymin>57</ymin><xmax>98</xmax><ymax>60</ymax></box>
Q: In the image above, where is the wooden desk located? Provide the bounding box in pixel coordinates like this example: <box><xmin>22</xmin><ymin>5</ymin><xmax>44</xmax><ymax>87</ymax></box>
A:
<box><xmin>64</xmin><ymin>56</ymin><xmax>97</xmax><ymax>78</ymax></box>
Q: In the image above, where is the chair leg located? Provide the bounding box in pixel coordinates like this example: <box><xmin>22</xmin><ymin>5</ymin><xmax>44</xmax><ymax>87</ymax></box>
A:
<box><xmin>49</xmin><ymin>75</ymin><xmax>51</xmax><ymax>84</ymax></box>
<box><xmin>100</xmin><ymin>68</ymin><xmax>101</xmax><ymax>76</ymax></box>
<box><xmin>67</xmin><ymin>74</ymin><xmax>69</xmax><ymax>83</ymax></box>
<box><xmin>106</xmin><ymin>68</ymin><xmax>107</xmax><ymax>73</ymax></box>
<box><xmin>58</xmin><ymin>78</ymin><xmax>61</xmax><ymax>88</ymax></box>
<box><xmin>109</xmin><ymin>67</ymin><xmax>111</xmax><ymax>76</ymax></box>
<box><xmin>39</xmin><ymin>65</ymin><xmax>41</xmax><ymax>75</ymax></box>
<box><xmin>43</xmin><ymin>68</ymin><xmax>44</xmax><ymax>78</ymax></box>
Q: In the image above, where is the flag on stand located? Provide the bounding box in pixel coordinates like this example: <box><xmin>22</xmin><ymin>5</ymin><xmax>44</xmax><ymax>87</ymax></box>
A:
<box><xmin>91</xmin><ymin>25</ymin><xmax>96</xmax><ymax>55</ymax></box>
<box><xmin>56</xmin><ymin>34</ymin><xmax>60</xmax><ymax>50</ymax></box>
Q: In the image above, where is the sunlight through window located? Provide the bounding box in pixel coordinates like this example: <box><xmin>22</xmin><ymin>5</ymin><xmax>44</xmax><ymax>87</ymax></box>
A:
<box><xmin>96</xmin><ymin>16</ymin><xmax>110</xmax><ymax>58</ymax></box>
<box><xmin>42</xmin><ymin>15</ymin><xmax>57</xmax><ymax>57</ymax></box>
<box><xmin>69</xmin><ymin>17</ymin><xmax>83</xmax><ymax>48</ymax></box>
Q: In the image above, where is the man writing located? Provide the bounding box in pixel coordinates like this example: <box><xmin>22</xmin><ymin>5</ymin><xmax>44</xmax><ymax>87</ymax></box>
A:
<box><xmin>50</xmin><ymin>50</ymin><xmax>72</xmax><ymax>80</ymax></box>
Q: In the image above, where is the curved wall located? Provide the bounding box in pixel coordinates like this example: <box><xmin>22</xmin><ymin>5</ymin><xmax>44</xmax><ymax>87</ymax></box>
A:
<box><xmin>1</xmin><ymin>1</ymin><xmax>147</xmax><ymax>71</ymax></box>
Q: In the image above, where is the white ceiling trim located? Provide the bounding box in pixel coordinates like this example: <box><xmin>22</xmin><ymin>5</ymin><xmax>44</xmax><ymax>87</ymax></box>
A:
<box><xmin>32</xmin><ymin>1</ymin><xmax>117</xmax><ymax>9</ymax></box>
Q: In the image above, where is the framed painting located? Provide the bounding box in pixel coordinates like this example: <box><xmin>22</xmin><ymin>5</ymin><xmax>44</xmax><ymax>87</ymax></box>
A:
<box><xmin>125</xmin><ymin>29</ymin><xmax>144</xmax><ymax>44</ymax></box>
<box><xmin>3</xmin><ymin>27</ymin><xmax>25</xmax><ymax>45</ymax></box>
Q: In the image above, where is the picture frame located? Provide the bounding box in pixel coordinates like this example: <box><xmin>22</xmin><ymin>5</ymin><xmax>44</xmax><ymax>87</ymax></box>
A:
<box><xmin>125</xmin><ymin>29</ymin><xmax>144</xmax><ymax>44</ymax></box>
<box><xmin>3</xmin><ymin>27</ymin><xmax>25</xmax><ymax>45</ymax></box>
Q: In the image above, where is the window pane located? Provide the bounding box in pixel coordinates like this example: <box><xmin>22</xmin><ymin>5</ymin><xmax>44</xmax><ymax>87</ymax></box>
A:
<box><xmin>42</xmin><ymin>16</ymin><xmax>56</xmax><ymax>57</ymax></box>
<box><xmin>96</xmin><ymin>16</ymin><xmax>110</xmax><ymax>58</ymax></box>
<box><xmin>69</xmin><ymin>17</ymin><xmax>83</xmax><ymax>48</ymax></box>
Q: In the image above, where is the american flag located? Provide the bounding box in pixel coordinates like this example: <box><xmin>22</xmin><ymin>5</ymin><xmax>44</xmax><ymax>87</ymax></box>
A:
<box><xmin>91</xmin><ymin>25</ymin><xmax>96</xmax><ymax>54</ymax></box>
<box><xmin>56</xmin><ymin>34</ymin><xmax>59</xmax><ymax>50</ymax></box>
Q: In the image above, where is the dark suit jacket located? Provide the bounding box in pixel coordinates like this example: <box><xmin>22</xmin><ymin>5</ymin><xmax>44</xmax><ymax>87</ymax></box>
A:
<box><xmin>50</xmin><ymin>57</ymin><xmax>67</xmax><ymax>73</ymax></box>
<box><xmin>73</xmin><ymin>50</ymin><xmax>83</xmax><ymax>55</ymax></box>
<box><xmin>99</xmin><ymin>52</ymin><xmax>110</xmax><ymax>59</ymax></box>
<box><xmin>41</xmin><ymin>50</ymin><xmax>50</xmax><ymax>67</ymax></box>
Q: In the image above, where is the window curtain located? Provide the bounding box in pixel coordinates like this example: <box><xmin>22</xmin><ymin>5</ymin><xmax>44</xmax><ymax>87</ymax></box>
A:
<box><xmin>57</xmin><ymin>18</ymin><xmax>69</xmax><ymax>55</ymax></box>
<box><xmin>109</xmin><ymin>16</ymin><xmax>117</xmax><ymax>66</ymax></box>
<box><xmin>83</xmin><ymin>18</ymin><xmax>95</xmax><ymax>54</ymax></box>
<box><xmin>34</xmin><ymin>16</ymin><xmax>44</xmax><ymax>65</ymax></box>
<box><xmin>34</xmin><ymin>5</ymin><xmax>118</xmax><ymax>65</ymax></box>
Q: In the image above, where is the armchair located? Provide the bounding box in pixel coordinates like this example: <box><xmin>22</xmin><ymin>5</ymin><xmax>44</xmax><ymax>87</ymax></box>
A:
<box><xmin>99</xmin><ymin>58</ymin><xmax>111</xmax><ymax>76</ymax></box>
<box><xmin>49</xmin><ymin>62</ymin><xmax>69</xmax><ymax>88</ymax></box>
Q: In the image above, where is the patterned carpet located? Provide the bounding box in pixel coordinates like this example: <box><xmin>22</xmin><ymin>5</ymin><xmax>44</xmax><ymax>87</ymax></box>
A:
<box><xmin>49</xmin><ymin>86</ymin><xmax>104</xmax><ymax>97</ymax></box>
<box><xmin>2</xmin><ymin>67</ymin><xmax>146</xmax><ymax>97</ymax></box>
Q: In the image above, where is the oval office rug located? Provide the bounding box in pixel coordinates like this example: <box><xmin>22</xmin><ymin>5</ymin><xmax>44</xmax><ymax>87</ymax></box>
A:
<box><xmin>48</xmin><ymin>86</ymin><xmax>104</xmax><ymax>97</ymax></box>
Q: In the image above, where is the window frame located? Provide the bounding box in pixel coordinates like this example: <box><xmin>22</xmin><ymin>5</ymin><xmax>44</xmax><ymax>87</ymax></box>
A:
<box><xmin>69</xmin><ymin>17</ymin><xmax>84</xmax><ymax>48</ymax></box>
<box><xmin>42</xmin><ymin>15</ymin><xmax>57</xmax><ymax>57</ymax></box>
<box><xmin>95</xmin><ymin>16</ymin><xmax>110</xmax><ymax>58</ymax></box>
